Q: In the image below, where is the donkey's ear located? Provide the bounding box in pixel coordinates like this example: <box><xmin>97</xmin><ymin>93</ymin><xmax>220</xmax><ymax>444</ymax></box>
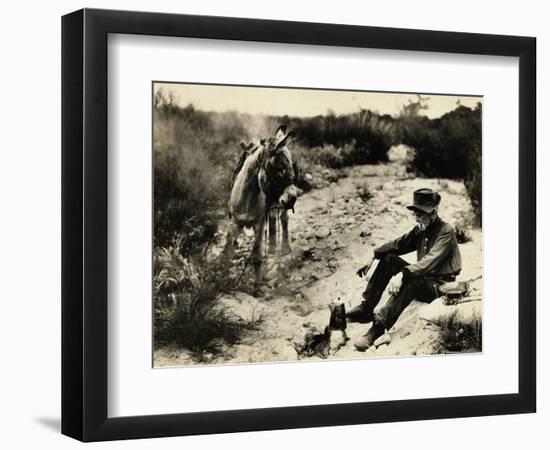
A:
<box><xmin>275</xmin><ymin>125</ymin><xmax>287</xmax><ymax>139</ymax></box>
<box><xmin>276</xmin><ymin>130</ymin><xmax>295</xmax><ymax>150</ymax></box>
<box><xmin>240</xmin><ymin>142</ymin><xmax>254</xmax><ymax>151</ymax></box>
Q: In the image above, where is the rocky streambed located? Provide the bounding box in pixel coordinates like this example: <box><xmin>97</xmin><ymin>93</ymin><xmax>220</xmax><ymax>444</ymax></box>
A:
<box><xmin>154</xmin><ymin>162</ymin><xmax>483</xmax><ymax>367</ymax></box>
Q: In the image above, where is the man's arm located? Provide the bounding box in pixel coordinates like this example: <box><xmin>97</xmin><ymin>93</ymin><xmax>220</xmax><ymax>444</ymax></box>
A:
<box><xmin>373</xmin><ymin>228</ymin><xmax>418</xmax><ymax>259</ymax></box>
<box><xmin>402</xmin><ymin>228</ymin><xmax>453</xmax><ymax>278</ymax></box>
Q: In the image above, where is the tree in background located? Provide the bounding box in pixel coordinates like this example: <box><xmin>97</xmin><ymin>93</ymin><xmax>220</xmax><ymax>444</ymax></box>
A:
<box><xmin>399</xmin><ymin>99</ymin><xmax>482</xmax><ymax>225</ymax></box>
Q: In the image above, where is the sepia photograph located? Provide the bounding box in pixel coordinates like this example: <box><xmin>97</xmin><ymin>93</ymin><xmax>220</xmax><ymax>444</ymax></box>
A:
<box><xmin>152</xmin><ymin>82</ymin><xmax>483</xmax><ymax>367</ymax></box>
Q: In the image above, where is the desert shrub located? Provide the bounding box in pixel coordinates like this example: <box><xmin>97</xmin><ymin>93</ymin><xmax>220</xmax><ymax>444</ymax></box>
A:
<box><xmin>282</xmin><ymin>109</ymin><xmax>397</xmax><ymax>167</ymax></box>
<box><xmin>314</xmin><ymin>144</ymin><xmax>348</xmax><ymax>168</ymax></box>
<box><xmin>154</xmin><ymin>237</ymin><xmax>258</xmax><ymax>353</ymax></box>
<box><xmin>464</xmin><ymin>138</ymin><xmax>482</xmax><ymax>226</ymax></box>
<box><xmin>453</xmin><ymin>216</ymin><xmax>474</xmax><ymax>244</ymax></box>
<box><xmin>355</xmin><ymin>181</ymin><xmax>374</xmax><ymax>203</ymax></box>
<box><xmin>304</xmin><ymin>141</ymin><xmax>382</xmax><ymax>169</ymax></box>
<box><xmin>437</xmin><ymin>312</ymin><xmax>482</xmax><ymax>353</ymax></box>
<box><xmin>454</xmin><ymin>224</ymin><xmax>473</xmax><ymax>244</ymax></box>
<box><xmin>154</xmin><ymin>143</ymin><xmax>220</xmax><ymax>254</ymax></box>
<box><xmin>154</xmin><ymin>101</ymin><xmax>251</xmax><ymax>252</ymax></box>
<box><xmin>400</xmin><ymin>103</ymin><xmax>482</xmax><ymax>225</ymax></box>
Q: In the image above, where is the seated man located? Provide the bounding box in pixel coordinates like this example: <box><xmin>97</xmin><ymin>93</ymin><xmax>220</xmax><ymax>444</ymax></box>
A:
<box><xmin>347</xmin><ymin>188</ymin><xmax>462</xmax><ymax>351</ymax></box>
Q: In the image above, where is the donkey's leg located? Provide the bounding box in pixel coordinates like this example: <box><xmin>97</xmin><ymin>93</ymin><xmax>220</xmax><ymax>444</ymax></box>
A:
<box><xmin>252</xmin><ymin>217</ymin><xmax>266</xmax><ymax>283</ymax></box>
<box><xmin>268</xmin><ymin>208</ymin><xmax>277</xmax><ymax>254</ymax></box>
<box><xmin>223</xmin><ymin>221</ymin><xmax>243</xmax><ymax>261</ymax></box>
<box><xmin>280</xmin><ymin>209</ymin><xmax>292</xmax><ymax>255</ymax></box>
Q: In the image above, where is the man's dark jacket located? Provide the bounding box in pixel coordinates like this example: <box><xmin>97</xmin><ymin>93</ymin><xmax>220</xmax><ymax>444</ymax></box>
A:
<box><xmin>373</xmin><ymin>216</ymin><xmax>462</xmax><ymax>280</ymax></box>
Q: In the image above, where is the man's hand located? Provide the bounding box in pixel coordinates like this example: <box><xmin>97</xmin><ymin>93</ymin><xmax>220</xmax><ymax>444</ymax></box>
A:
<box><xmin>388</xmin><ymin>272</ymin><xmax>403</xmax><ymax>295</ymax></box>
<box><xmin>356</xmin><ymin>256</ymin><xmax>374</xmax><ymax>278</ymax></box>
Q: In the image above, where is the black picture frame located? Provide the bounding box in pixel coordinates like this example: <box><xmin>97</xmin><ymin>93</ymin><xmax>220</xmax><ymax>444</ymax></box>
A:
<box><xmin>62</xmin><ymin>8</ymin><xmax>536</xmax><ymax>442</ymax></box>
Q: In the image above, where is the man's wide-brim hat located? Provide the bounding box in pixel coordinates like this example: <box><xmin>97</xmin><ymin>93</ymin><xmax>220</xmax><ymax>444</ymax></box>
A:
<box><xmin>406</xmin><ymin>188</ymin><xmax>441</xmax><ymax>213</ymax></box>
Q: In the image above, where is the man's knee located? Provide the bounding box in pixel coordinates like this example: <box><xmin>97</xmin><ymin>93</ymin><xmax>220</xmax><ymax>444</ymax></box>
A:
<box><xmin>380</xmin><ymin>254</ymin><xmax>405</xmax><ymax>271</ymax></box>
<box><xmin>399</xmin><ymin>278</ymin><xmax>437</xmax><ymax>303</ymax></box>
<box><xmin>398</xmin><ymin>279</ymin><xmax>432</xmax><ymax>301</ymax></box>
<box><xmin>381</xmin><ymin>253</ymin><xmax>400</xmax><ymax>264</ymax></box>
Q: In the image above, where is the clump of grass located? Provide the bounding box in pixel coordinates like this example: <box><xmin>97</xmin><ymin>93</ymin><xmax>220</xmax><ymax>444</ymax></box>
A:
<box><xmin>154</xmin><ymin>235</ymin><xmax>258</xmax><ymax>355</ymax></box>
<box><xmin>355</xmin><ymin>181</ymin><xmax>374</xmax><ymax>203</ymax></box>
<box><xmin>437</xmin><ymin>312</ymin><xmax>482</xmax><ymax>353</ymax></box>
<box><xmin>454</xmin><ymin>224</ymin><xmax>473</xmax><ymax>244</ymax></box>
<box><xmin>453</xmin><ymin>216</ymin><xmax>474</xmax><ymax>244</ymax></box>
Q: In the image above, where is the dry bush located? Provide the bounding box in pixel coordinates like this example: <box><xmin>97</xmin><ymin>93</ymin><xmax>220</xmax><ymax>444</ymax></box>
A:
<box><xmin>400</xmin><ymin>104</ymin><xmax>482</xmax><ymax>225</ymax></box>
<box><xmin>436</xmin><ymin>311</ymin><xmax>482</xmax><ymax>353</ymax></box>
<box><xmin>355</xmin><ymin>181</ymin><xmax>374</xmax><ymax>203</ymax></box>
<box><xmin>153</xmin><ymin>237</ymin><xmax>259</xmax><ymax>354</ymax></box>
<box><xmin>153</xmin><ymin>101</ymin><xmax>249</xmax><ymax>252</ymax></box>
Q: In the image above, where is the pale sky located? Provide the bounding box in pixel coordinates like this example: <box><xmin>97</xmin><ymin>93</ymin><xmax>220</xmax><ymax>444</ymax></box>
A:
<box><xmin>154</xmin><ymin>82</ymin><xmax>481</xmax><ymax>119</ymax></box>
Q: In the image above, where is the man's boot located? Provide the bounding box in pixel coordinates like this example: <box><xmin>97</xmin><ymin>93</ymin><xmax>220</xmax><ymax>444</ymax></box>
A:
<box><xmin>354</xmin><ymin>319</ymin><xmax>385</xmax><ymax>352</ymax></box>
<box><xmin>346</xmin><ymin>301</ymin><xmax>374</xmax><ymax>323</ymax></box>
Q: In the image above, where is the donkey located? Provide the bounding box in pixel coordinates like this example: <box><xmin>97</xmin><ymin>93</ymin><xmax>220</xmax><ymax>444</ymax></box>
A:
<box><xmin>224</xmin><ymin>125</ymin><xmax>298</xmax><ymax>282</ymax></box>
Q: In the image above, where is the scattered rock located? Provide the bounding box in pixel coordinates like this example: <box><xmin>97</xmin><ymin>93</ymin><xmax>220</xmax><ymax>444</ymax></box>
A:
<box><xmin>359</xmin><ymin>230</ymin><xmax>372</xmax><ymax>238</ymax></box>
<box><xmin>289</xmin><ymin>303</ymin><xmax>313</xmax><ymax>317</ymax></box>
<box><xmin>419</xmin><ymin>297</ymin><xmax>482</xmax><ymax>327</ymax></box>
<box><xmin>315</xmin><ymin>227</ymin><xmax>331</xmax><ymax>239</ymax></box>
<box><xmin>330</xmin><ymin>208</ymin><xmax>346</xmax><ymax>216</ymax></box>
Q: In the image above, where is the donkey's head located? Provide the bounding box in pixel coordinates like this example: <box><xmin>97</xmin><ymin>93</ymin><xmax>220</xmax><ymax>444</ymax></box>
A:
<box><xmin>258</xmin><ymin>125</ymin><xmax>297</xmax><ymax>210</ymax></box>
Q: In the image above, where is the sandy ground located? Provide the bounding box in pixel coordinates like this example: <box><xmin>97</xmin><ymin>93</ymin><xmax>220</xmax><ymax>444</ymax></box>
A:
<box><xmin>155</xmin><ymin>161</ymin><xmax>483</xmax><ymax>367</ymax></box>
